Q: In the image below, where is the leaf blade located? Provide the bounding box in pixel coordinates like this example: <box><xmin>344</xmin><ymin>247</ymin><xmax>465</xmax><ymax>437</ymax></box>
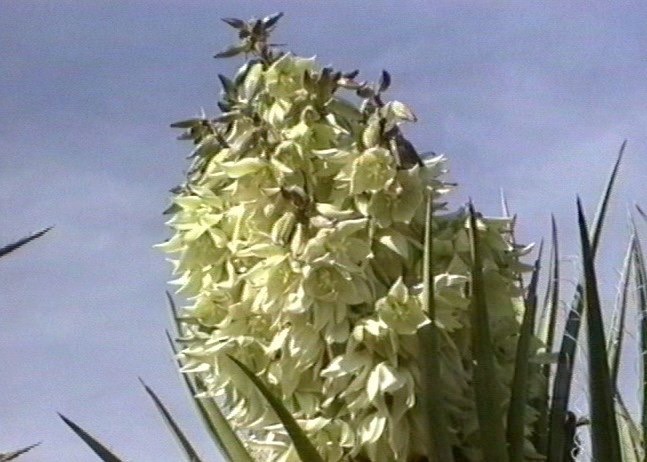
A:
<box><xmin>507</xmin><ymin>241</ymin><xmax>543</xmax><ymax>462</ymax></box>
<box><xmin>417</xmin><ymin>193</ymin><xmax>455</xmax><ymax>462</ymax></box>
<box><xmin>630</xmin><ymin>221</ymin><xmax>647</xmax><ymax>456</ymax></box>
<box><xmin>139</xmin><ymin>378</ymin><xmax>204</xmax><ymax>462</ymax></box>
<box><xmin>577</xmin><ymin>198</ymin><xmax>622</xmax><ymax>462</ymax></box>
<box><xmin>468</xmin><ymin>201</ymin><xmax>510</xmax><ymax>462</ymax></box>
<box><xmin>0</xmin><ymin>227</ymin><xmax>52</xmax><ymax>259</ymax></box>
<box><xmin>227</xmin><ymin>355</ymin><xmax>325</xmax><ymax>462</ymax></box>
<box><xmin>607</xmin><ymin>233</ymin><xmax>634</xmax><ymax>387</ymax></box>
<box><xmin>59</xmin><ymin>413</ymin><xmax>125</xmax><ymax>462</ymax></box>
<box><xmin>547</xmin><ymin>142</ymin><xmax>624</xmax><ymax>462</ymax></box>
<box><xmin>0</xmin><ymin>442</ymin><xmax>40</xmax><ymax>461</ymax></box>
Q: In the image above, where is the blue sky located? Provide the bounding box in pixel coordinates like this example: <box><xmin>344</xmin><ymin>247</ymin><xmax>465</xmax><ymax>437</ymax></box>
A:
<box><xmin>1</xmin><ymin>2</ymin><xmax>646</xmax><ymax>460</ymax></box>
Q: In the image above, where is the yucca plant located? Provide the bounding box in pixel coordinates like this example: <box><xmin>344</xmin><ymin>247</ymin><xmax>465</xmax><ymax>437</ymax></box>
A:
<box><xmin>63</xmin><ymin>12</ymin><xmax>647</xmax><ymax>462</ymax></box>
<box><xmin>156</xmin><ymin>13</ymin><xmax>555</xmax><ymax>462</ymax></box>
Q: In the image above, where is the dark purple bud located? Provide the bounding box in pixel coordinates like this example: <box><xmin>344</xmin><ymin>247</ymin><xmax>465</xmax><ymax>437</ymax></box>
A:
<box><xmin>262</xmin><ymin>12</ymin><xmax>284</xmax><ymax>29</ymax></box>
<box><xmin>221</xmin><ymin>17</ymin><xmax>246</xmax><ymax>29</ymax></box>
<box><xmin>378</xmin><ymin>70</ymin><xmax>391</xmax><ymax>93</ymax></box>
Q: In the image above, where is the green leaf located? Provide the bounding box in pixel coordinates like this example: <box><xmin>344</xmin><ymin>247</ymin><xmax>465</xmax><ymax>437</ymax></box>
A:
<box><xmin>607</xmin><ymin>234</ymin><xmax>634</xmax><ymax>387</ymax></box>
<box><xmin>615</xmin><ymin>393</ymin><xmax>643</xmax><ymax>462</ymax></box>
<box><xmin>590</xmin><ymin>139</ymin><xmax>626</xmax><ymax>252</ymax></box>
<box><xmin>576</xmin><ymin>198</ymin><xmax>622</xmax><ymax>461</ymax></box>
<box><xmin>417</xmin><ymin>193</ymin><xmax>455</xmax><ymax>462</ymax></box>
<box><xmin>507</xmin><ymin>241</ymin><xmax>542</xmax><ymax>462</ymax></box>
<box><xmin>0</xmin><ymin>443</ymin><xmax>40</xmax><ymax>461</ymax></box>
<box><xmin>533</xmin><ymin>217</ymin><xmax>560</xmax><ymax>456</ymax></box>
<box><xmin>538</xmin><ymin>215</ymin><xmax>561</xmax><ymax>353</ymax></box>
<box><xmin>59</xmin><ymin>413</ymin><xmax>125</xmax><ymax>462</ymax></box>
<box><xmin>139</xmin><ymin>378</ymin><xmax>204</xmax><ymax>462</ymax></box>
<box><xmin>548</xmin><ymin>141</ymin><xmax>625</xmax><ymax>462</ymax></box>
<box><xmin>467</xmin><ymin>201</ymin><xmax>510</xmax><ymax>462</ymax></box>
<box><xmin>631</xmin><ymin>221</ymin><xmax>647</xmax><ymax>455</ymax></box>
<box><xmin>227</xmin><ymin>355</ymin><xmax>325</xmax><ymax>462</ymax></box>
<box><xmin>0</xmin><ymin>227</ymin><xmax>51</xmax><ymax>259</ymax></box>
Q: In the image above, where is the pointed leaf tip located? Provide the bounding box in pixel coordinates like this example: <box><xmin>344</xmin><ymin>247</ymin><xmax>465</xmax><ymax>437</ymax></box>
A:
<box><xmin>577</xmin><ymin>198</ymin><xmax>622</xmax><ymax>462</ymax></box>
<box><xmin>0</xmin><ymin>442</ymin><xmax>41</xmax><ymax>461</ymax></box>
<box><xmin>58</xmin><ymin>413</ymin><xmax>124</xmax><ymax>462</ymax></box>
<box><xmin>0</xmin><ymin>226</ymin><xmax>52</xmax><ymax>259</ymax></box>
<box><xmin>139</xmin><ymin>379</ymin><xmax>204</xmax><ymax>462</ymax></box>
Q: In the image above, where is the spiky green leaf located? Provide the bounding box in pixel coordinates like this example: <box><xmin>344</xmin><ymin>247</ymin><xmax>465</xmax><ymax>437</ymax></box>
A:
<box><xmin>0</xmin><ymin>227</ymin><xmax>51</xmax><ymax>259</ymax></box>
<box><xmin>227</xmin><ymin>355</ymin><xmax>325</xmax><ymax>462</ymax></box>
<box><xmin>548</xmin><ymin>142</ymin><xmax>624</xmax><ymax>462</ymax></box>
<box><xmin>631</xmin><ymin>222</ymin><xmax>647</xmax><ymax>457</ymax></box>
<box><xmin>468</xmin><ymin>201</ymin><xmax>509</xmax><ymax>462</ymax></box>
<box><xmin>0</xmin><ymin>443</ymin><xmax>40</xmax><ymax>461</ymax></box>
<box><xmin>59</xmin><ymin>413</ymin><xmax>125</xmax><ymax>462</ymax></box>
<box><xmin>534</xmin><ymin>216</ymin><xmax>560</xmax><ymax>455</ymax></box>
<box><xmin>608</xmin><ymin>234</ymin><xmax>634</xmax><ymax>387</ymax></box>
<box><xmin>577</xmin><ymin>198</ymin><xmax>622</xmax><ymax>462</ymax></box>
<box><xmin>507</xmin><ymin>241</ymin><xmax>542</xmax><ymax>462</ymax></box>
<box><xmin>139</xmin><ymin>378</ymin><xmax>204</xmax><ymax>462</ymax></box>
<box><xmin>417</xmin><ymin>193</ymin><xmax>455</xmax><ymax>462</ymax></box>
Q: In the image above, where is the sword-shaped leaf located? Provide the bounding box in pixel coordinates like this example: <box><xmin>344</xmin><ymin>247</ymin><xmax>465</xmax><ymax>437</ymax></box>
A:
<box><xmin>0</xmin><ymin>227</ymin><xmax>52</xmax><ymax>259</ymax></box>
<box><xmin>139</xmin><ymin>378</ymin><xmax>204</xmax><ymax>462</ymax></box>
<box><xmin>577</xmin><ymin>198</ymin><xmax>622</xmax><ymax>461</ymax></box>
<box><xmin>547</xmin><ymin>141</ymin><xmax>625</xmax><ymax>462</ymax></box>
<box><xmin>631</xmin><ymin>220</ymin><xmax>647</xmax><ymax>457</ymax></box>
<box><xmin>607</xmin><ymin>234</ymin><xmax>634</xmax><ymax>387</ymax></box>
<box><xmin>507</xmin><ymin>241</ymin><xmax>542</xmax><ymax>462</ymax></box>
<box><xmin>0</xmin><ymin>442</ymin><xmax>40</xmax><ymax>461</ymax></box>
<box><xmin>417</xmin><ymin>193</ymin><xmax>455</xmax><ymax>462</ymax></box>
<box><xmin>615</xmin><ymin>392</ymin><xmax>643</xmax><ymax>461</ymax></box>
<box><xmin>227</xmin><ymin>355</ymin><xmax>325</xmax><ymax>462</ymax></box>
<box><xmin>533</xmin><ymin>216</ymin><xmax>560</xmax><ymax>456</ymax></box>
<box><xmin>58</xmin><ymin>414</ymin><xmax>125</xmax><ymax>462</ymax></box>
<box><xmin>467</xmin><ymin>201</ymin><xmax>510</xmax><ymax>462</ymax></box>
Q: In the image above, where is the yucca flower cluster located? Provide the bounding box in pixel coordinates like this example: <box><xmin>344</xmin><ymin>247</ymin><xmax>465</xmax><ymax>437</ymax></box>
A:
<box><xmin>159</xmin><ymin>14</ymin><xmax>541</xmax><ymax>461</ymax></box>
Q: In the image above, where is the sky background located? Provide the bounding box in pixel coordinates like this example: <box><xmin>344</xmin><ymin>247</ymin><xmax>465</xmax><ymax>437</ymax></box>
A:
<box><xmin>1</xmin><ymin>1</ymin><xmax>646</xmax><ymax>461</ymax></box>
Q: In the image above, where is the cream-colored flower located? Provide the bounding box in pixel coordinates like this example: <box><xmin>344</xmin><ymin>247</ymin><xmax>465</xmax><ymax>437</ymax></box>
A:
<box><xmin>162</xmin><ymin>48</ymin><xmax>538</xmax><ymax>462</ymax></box>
